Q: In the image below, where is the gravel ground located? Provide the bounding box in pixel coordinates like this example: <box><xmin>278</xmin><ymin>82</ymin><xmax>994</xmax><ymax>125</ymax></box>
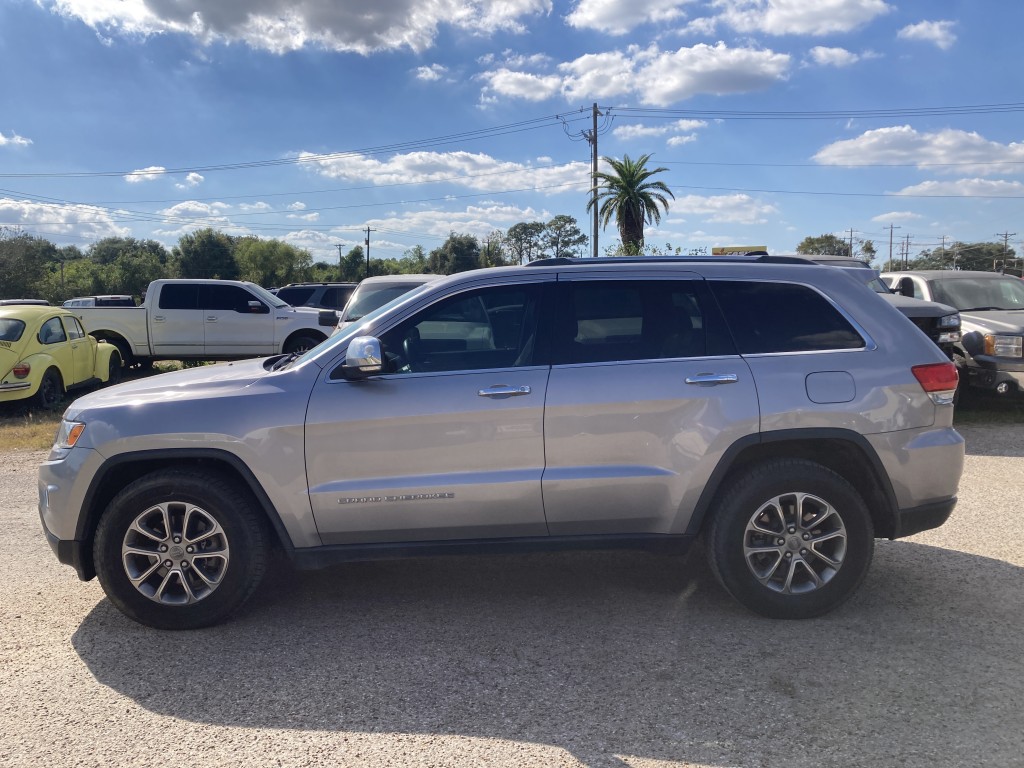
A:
<box><xmin>2</xmin><ymin>425</ymin><xmax>1022</xmax><ymax>768</ymax></box>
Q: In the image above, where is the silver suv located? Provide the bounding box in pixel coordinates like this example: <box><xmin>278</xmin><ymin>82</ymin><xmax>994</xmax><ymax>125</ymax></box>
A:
<box><xmin>39</xmin><ymin>256</ymin><xmax>964</xmax><ymax>629</ymax></box>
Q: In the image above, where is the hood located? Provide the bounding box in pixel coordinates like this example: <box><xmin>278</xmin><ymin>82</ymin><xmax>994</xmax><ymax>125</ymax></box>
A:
<box><xmin>880</xmin><ymin>293</ymin><xmax>958</xmax><ymax>319</ymax></box>
<box><xmin>960</xmin><ymin>309</ymin><xmax>1024</xmax><ymax>334</ymax></box>
<box><xmin>64</xmin><ymin>357</ymin><xmax>272</xmax><ymax>417</ymax></box>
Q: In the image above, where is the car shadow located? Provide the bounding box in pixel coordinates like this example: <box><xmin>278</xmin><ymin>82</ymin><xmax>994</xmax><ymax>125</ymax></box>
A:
<box><xmin>71</xmin><ymin>542</ymin><xmax>1024</xmax><ymax>768</ymax></box>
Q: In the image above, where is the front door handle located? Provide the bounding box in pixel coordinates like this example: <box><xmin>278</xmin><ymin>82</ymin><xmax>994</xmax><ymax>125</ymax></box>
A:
<box><xmin>478</xmin><ymin>385</ymin><xmax>531</xmax><ymax>398</ymax></box>
<box><xmin>685</xmin><ymin>373</ymin><xmax>739</xmax><ymax>386</ymax></box>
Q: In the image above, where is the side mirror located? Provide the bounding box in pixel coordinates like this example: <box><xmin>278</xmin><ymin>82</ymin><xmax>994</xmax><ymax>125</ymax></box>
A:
<box><xmin>246</xmin><ymin>301</ymin><xmax>270</xmax><ymax>314</ymax></box>
<box><xmin>898</xmin><ymin>277</ymin><xmax>915</xmax><ymax>298</ymax></box>
<box><xmin>342</xmin><ymin>336</ymin><xmax>383</xmax><ymax>379</ymax></box>
<box><xmin>318</xmin><ymin>309</ymin><xmax>339</xmax><ymax>327</ymax></box>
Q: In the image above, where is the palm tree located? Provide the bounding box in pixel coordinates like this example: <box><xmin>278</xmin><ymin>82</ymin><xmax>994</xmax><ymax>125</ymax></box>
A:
<box><xmin>587</xmin><ymin>153</ymin><xmax>675</xmax><ymax>254</ymax></box>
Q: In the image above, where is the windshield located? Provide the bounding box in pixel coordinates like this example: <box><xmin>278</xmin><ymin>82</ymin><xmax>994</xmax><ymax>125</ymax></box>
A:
<box><xmin>246</xmin><ymin>282</ymin><xmax>289</xmax><ymax>308</ymax></box>
<box><xmin>930</xmin><ymin>276</ymin><xmax>1024</xmax><ymax>311</ymax></box>
<box><xmin>342</xmin><ymin>282</ymin><xmax>429</xmax><ymax>322</ymax></box>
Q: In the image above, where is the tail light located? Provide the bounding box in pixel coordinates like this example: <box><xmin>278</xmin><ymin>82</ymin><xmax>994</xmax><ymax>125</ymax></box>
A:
<box><xmin>912</xmin><ymin>362</ymin><xmax>958</xmax><ymax>405</ymax></box>
<box><xmin>12</xmin><ymin>363</ymin><xmax>30</xmax><ymax>379</ymax></box>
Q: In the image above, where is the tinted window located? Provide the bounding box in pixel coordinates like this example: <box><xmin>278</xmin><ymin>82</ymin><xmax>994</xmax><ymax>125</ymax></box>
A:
<box><xmin>555</xmin><ymin>280</ymin><xmax>713</xmax><ymax>364</ymax></box>
<box><xmin>711</xmin><ymin>281</ymin><xmax>865</xmax><ymax>354</ymax></box>
<box><xmin>0</xmin><ymin>319</ymin><xmax>26</xmax><ymax>342</ymax></box>
<box><xmin>276</xmin><ymin>287</ymin><xmax>316</xmax><ymax>306</ymax></box>
<box><xmin>321</xmin><ymin>286</ymin><xmax>354</xmax><ymax>309</ymax></box>
<box><xmin>378</xmin><ymin>285</ymin><xmax>541</xmax><ymax>373</ymax></box>
<box><xmin>159</xmin><ymin>284</ymin><xmax>199</xmax><ymax>310</ymax></box>
<box><xmin>202</xmin><ymin>284</ymin><xmax>260</xmax><ymax>312</ymax></box>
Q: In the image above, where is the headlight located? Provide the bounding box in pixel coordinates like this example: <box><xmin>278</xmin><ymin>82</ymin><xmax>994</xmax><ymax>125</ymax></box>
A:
<box><xmin>938</xmin><ymin>313</ymin><xmax>960</xmax><ymax>328</ymax></box>
<box><xmin>55</xmin><ymin>419</ymin><xmax>86</xmax><ymax>449</ymax></box>
<box><xmin>984</xmin><ymin>335</ymin><xmax>1023</xmax><ymax>358</ymax></box>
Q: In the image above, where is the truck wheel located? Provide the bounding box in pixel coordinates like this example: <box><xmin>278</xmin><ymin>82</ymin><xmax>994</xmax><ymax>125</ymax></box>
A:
<box><xmin>284</xmin><ymin>334</ymin><xmax>321</xmax><ymax>355</ymax></box>
<box><xmin>94</xmin><ymin>334</ymin><xmax>134</xmax><ymax>368</ymax></box>
<box><xmin>33</xmin><ymin>368</ymin><xmax>64</xmax><ymax>410</ymax></box>
<box><xmin>706</xmin><ymin>458</ymin><xmax>874</xmax><ymax>619</ymax></box>
<box><xmin>93</xmin><ymin>469</ymin><xmax>270</xmax><ymax>630</ymax></box>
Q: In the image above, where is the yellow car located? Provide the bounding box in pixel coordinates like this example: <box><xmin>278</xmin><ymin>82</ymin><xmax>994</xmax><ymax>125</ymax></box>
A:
<box><xmin>0</xmin><ymin>303</ymin><xmax>122</xmax><ymax>410</ymax></box>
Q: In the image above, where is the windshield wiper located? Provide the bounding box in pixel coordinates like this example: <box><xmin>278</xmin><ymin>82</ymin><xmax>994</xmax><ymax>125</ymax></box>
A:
<box><xmin>269</xmin><ymin>352</ymin><xmax>299</xmax><ymax>371</ymax></box>
<box><xmin>960</xmin><ymin>306</ymin><xmax>1006</xmax><ymax>312</ymax></box>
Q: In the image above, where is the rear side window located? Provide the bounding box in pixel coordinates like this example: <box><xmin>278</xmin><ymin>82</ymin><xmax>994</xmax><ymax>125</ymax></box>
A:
<box><xmin>0</xmin><ymin>319</ymin><xmax>26</xmax><ymax>342</ymax></box>
<box><xmin>276</xmin><ymin>287</ymin><xmax>316</xmax><ymax>305</ymax></box>
<box><xmin>159</xmin><ymin>284</ymin><xmax>199</xmax><ymax>310</ymax></box>
<box><xmin>711</xmin><ymin>281</ymin><xmax>865</xmax><ymax>354</ymax></box>
<box><xmin>554</xmin><ymin>280</ymin><xmax>722</xmax><ymax>364</ymax></box>
<box><xmin>321</xmin><ymin>286</ymin><xmax>354</xmax><ymax>309</ymax></box>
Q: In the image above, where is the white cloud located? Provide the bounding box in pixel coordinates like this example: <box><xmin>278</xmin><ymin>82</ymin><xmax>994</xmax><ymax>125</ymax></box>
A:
<box><xmin>0</xmin><ymin>131</ymin><xmax>33</xmax><ymax>148</ymax></box>
<box><xmin>566</xmin><ymin>0</ymin><xmax>695</xmax><ymax>35</ymax></box>
<box><xmin>673</xmin><ymin>193</ymin><xmax>778</xmax><ymax>224</ymax></box>
<box><xmin>894</xmin><ymin>179</ymin><xmax>1024</xmax><ymax>198</ymax></box>
<box><xmin>238</xmin><ymin>201</ymin><xmax>273</xmax><ymax>212</ymax></box>
<box><xmin>298</xmin><ymin>150</ymin><xmax>590</xmax><ymax>194</ymax></box>
<box><xmin>415</xmin><ymin>64</ymin><xmax>448</xmax><ymax>81</ymax></box>
<box><xmin>0</xmin><ymin>197</ymin><xmax>130</xmax><ymax>239</ymax></box>
<box><xmin>807</xmin><ymin>46</ymin><xmax>860</xmax><ymax>67</ymax></box>
<box><xmin>42</xmin><ymin>0</ymin><xmax>552</xmax><ymax>54</ymax></box>
<box><xmin>814</xmin><ymin>126</ymin><xmax>1024</xmax><ymax>175</ymax></box>
<box><xmin>667</xmin><ymin>133</ymin><xmax>699</xmax><ymax>146</ymax></box>
<box><xmin>614</xmin><ymin>119</ymin><xmax>707</xmax><ymax>143</ymax></box>
<box><xmin>363</xmin><ymin>202</ymin><xmax>550</xmax><ymax>242</ymax></box>
<box><xmin>717</xmin><ymin>0</ymin><xmax>892</xmax><ymax>36</ymax></box>
<box><xmin>154</xmin><ymin>200</ymin><xmax>242</xmax><ymax>237</ymax></box>
<box><xmin>287</xmin><ymin>212</ymin><xmax>321</xmax><ymax>222</ymax></box>
<box><xmin>872</xmin><ymin>211</ymin><xmax>923</xmax><ymax>223</ymax></box>
<box><xmin>124</xmin><ymin>166</ymin><xmax>166</xmax><ymax>183</ymax></box>
<box><xmin>287</xmin><ymin>201</ymin><xmax>307</xmax><ymax>211</ymax></box>
<box><xmin>898</xmin><ymin>20</ymin><xmax>957</xmax><ymax>51</ymax></box>
<box><xmin>175</xmin><ymin>172</ymin><xmax>204</xmax><ymax>189</ymax></box>
<box><xmin>482</xmin><ymin>42</ymin><xmax>790</xmax><ymax>107</ymax></box>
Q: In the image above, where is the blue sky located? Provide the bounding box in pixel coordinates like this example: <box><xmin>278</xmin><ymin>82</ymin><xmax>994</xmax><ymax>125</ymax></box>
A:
<box><xmin>1</xmin><ymin>0</ymin><xmax>1022</xmax><ymax>266</ymax></box>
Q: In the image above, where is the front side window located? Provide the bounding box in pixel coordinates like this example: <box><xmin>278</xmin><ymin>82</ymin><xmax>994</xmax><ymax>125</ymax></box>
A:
<box><xmin>377</xmin><ymin>285</ymin><xmax>541</xmax><ymax>374</ymax></box>
<box><xmin>159</xmin><ymin>284</ymin><xmax>199</xmax><ymax>310</ymax></box>
<box><xmin>65</xmin><ymin>316</ymin><xmax>86</xmax><ymax>340</ymax></box>
<box><xmin>711</xmin><ymin>281</ymin><xmax>865</xmax><ymax>354</ymax></box>
<box><xmin>202</xmin><ymin>284</ymin><xmax>262</xmax><ymax>312</ymax></box>
<box><xmin>554</xmin><ymin>280</ymin><xmax>714</xmax><ymax>364</ymax></box>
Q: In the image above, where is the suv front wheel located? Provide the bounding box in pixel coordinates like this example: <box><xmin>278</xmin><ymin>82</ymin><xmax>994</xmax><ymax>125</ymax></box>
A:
<box><xmin>93</xmin><ymin>469</ymin><xmax>270</xmax><ymax>630</ymax></box>
<box><xmin>706</xmin><ymin>458</ymin><xmax>874</xmax><ymax>619</ymax></box>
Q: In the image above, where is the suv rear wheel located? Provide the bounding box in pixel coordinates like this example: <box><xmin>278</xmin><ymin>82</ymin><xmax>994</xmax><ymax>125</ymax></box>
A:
<box><xmin>93</xmin><ymin>469</ymin><xmax>269</xmax><ymax>629</ymax></box>
<box><xmin>706</xmin><ymin>458</ymin><xmax>874</xmax><ymax>619</ymax></box>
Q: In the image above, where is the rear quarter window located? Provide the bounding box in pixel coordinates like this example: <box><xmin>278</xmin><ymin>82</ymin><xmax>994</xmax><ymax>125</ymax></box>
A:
<box><xmin>711</xmin><ymin>280</ymin><xmax>865</xmax><ymax>354</ymax></box>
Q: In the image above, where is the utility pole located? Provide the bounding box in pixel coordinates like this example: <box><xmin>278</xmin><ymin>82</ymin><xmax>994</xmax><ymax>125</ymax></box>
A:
<box><xmin>364</xmin><ymin>227</ymin><xmax>375</xmax><ymax>277</ymax></box>
<box><xmin>846</xmin><ymin>228</ymin><xmax>855</xmax><ymax>257</ymax></box>
<box><xmin>903</xmin><ymin>234</ymin><xmax>912</xmax><ymax>268</ymax></box>
<box><xmin>939</xmin><ymin>235</ymin><xmax>947</xmax><ymax>268</ymax></box>
<box><xmin>587</xmin><ymin>103</ymin><xmax>601</xmax><ymax>257</ymax></box>
<box><xmin>884</xmin><ymin>224</ymin><xmax>901</xmax><ymax>271</ymax></box>
<box><xmin>996</xmin><ymin>231</ymin><xmax>1016</xmax><ymax>274</ymax></box>
<box><xmin>335</xmin><ymin>244</ymin><xmax>344</xmax><ymax>280</ymax></box>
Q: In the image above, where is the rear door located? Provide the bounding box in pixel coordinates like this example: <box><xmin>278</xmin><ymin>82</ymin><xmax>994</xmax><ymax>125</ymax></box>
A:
<box><xmin>541</xmin><ymin>273</ymin><xmax>759</xmax><ymax>536</ymax></box>
<box><xmin>304</xmin><ymin>280</ymin><xmax>551</xmax><ymax>544</ymax></box>
<box><xmin>150</xmin><ymin>284</ymin><xmax>204</xmax><ymax>357</ymax></box>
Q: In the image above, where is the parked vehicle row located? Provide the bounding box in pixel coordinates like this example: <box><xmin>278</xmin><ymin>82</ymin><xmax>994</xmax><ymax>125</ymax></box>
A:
<box><xmin>39</xmin><ymin>255</ymin><xmax>963</xmax><ymax>629</ymax></box>
<box><xmin>882</xmin><ymin>270</ymin><xmax>1024</xmax><ymax>396</ymax></box>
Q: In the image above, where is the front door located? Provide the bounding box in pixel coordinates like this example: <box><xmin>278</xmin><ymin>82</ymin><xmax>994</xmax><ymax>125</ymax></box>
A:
<box><xmin>200</xmin><ymin>284</ymin><xmax>276</xmax><ymax>356</ymax></box>
<box><xmin>304</xmin><ymin>282</ymin><xmax>550</xmax><ymax>545</ymax></box>
<box><xmin>63</xmin><ymin>316</ymin><xmax>94</xmax><ymax>384</ymax></box>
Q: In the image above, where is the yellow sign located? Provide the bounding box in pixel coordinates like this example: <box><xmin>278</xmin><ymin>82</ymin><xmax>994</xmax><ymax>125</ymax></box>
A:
<box><xmin>712</xmin><ymin>246</ymin><xmax>767</xmax><ymax>255</ymax></box>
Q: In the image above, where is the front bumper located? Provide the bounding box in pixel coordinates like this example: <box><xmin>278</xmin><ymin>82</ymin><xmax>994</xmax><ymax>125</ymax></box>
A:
<box><xmin>40</xmin><ymin>520</ymin><xmax>94</xmax><ymax>580</ymax></box>
<box><xmin>963</xmin><ymin>357</ymin><xmax>1024</xmax><ymax>393</ymax></box>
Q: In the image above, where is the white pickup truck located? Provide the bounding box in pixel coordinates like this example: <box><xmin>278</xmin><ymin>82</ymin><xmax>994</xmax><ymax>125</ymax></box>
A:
<box><xmin>67</xmin><ymin>279</ymin><xmax>336</xmax><ymax>367</ymax></box>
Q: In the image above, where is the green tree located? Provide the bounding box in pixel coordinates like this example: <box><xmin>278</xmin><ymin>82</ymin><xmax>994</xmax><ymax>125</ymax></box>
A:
<box><xmin>542</xmin><ymin>215</ymin><xmax>588</xmax><ymax>259</ymax></box>
<box><xmin>235</xmin><ymin>237</ymin><xmax>313</xmax><ymax>287</ymax></box>
<box><xmin>173</xmin><ymin>228</ymin><xmax>238</xmax><ymax>279</ymax></box>
<box><xmin>588</xmin><ymin>153</ymin><xmax>674</xmax><ymax>253</ymax></box>
<box><xmin>480</xmin><ymin>231</ymin><xmax>513</xmax><ymax>267</ymax></box>
<box><xmin>907</xmin><ymin>241</ymin><xmax>1015</xmax><ymax>272</ymax></box>
<box><xmin>796</xmin><ymin>234</ymin><xmax>851</xmax><ymax>258</ymax></box>
<box><xmin>858</xmin><ymin>239</ymin><xmax>877</xmax><ymax>263</ymax></box>
<box><xmin>340</xmin><ymin>246</ymin><xmax>367</xmax><ymax>281</ymax></box>
<box><xmin>401</xmin><ymin>245</ymin><xmax>430</xmax><ymax>273</ymax></box>
<box><xmin>505</xmin><ymin>222</ymin><xmax>545</xmax><ymax>264</ymax></box>
<box><xmin>0</xmin><ymin>230</ymin><xmax>55</xmax><ymax>299</ymax></box>
<box><xmin>429</xmin><ymin>233</ymin><xmax>481</xmax><ymax>275</ymax></box>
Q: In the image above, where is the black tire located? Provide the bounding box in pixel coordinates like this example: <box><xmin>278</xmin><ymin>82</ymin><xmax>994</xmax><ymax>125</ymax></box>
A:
<box><xmin>107</xmin><ymin>352</ymin><xmax>123</xmax><ymax>385</ymax></box>
<box><xmin>284</xmin><ymin>334</ymin><xmax>321</xmax><ymax>355</ymax></box>
<box><xmin>94</xmin><ymin>334</ymin><xmax>134</xmax><ymax>369</ymax></box>
<box><xmin>706</xmin><ymin>458</ymin><xmax>874</xmax><ymax>619</ymax></box>
<box><xmin>33</xmin><ymin>368</ymin><xmax>64</xmax><ymax>410</ymax></box>
<box><xmin>93</xmin><ymin>469</ymin><xmax>270</xmax><ymax>630</ymax></box>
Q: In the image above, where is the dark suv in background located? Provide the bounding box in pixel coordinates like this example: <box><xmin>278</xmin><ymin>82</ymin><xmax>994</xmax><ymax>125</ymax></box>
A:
<box><xmin>274</xmin><ymin>282</ymin><xmax>356</xmax><ymax>312</ymax></box>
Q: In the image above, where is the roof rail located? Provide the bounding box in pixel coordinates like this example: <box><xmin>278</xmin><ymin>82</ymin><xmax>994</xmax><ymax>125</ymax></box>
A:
<box><xmin>525</xmin><ymin>253</ymin><xmax>812</xmax><ymax>267</ymax></box>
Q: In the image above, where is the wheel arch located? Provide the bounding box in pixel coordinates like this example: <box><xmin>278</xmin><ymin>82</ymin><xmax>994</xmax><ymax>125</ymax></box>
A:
<box><xmin>88</xmin><ymin>330</ymin><xmax>134</xmax><ymax>367</ymax></box>
<box><xmin>688</xmin><ymin>429</ymin><xmax>900</xmax><ymax>540</ymax></box>
<box><xmin>74</xmin><ymin>449</ymin><xmax>296</xmax><ymax>581</ymax></box>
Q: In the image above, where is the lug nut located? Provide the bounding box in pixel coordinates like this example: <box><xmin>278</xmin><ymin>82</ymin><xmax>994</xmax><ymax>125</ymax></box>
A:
<box><xmin>159</xmin><ymin>545</ymin><xmax>168</xmax><ymax>552</ymax></box>
<box><xmin>163</xmin><ymin>560</ymin><xmax>173</xmax><ymax>568</ymax></box>
<box><xmin>173</xmin><ymin>536</ymin><xmax>182</xmax><ymax>544</ymax></box>
<box><xmin>802</xmin><ymin>533</ymin><xmax>810</xmax><ymax>540</ymax></box>
<box><xmin>784</xmin><ymin>552</ymin><xmax>792</xmax><ymax>559</ymax></box>
<box><xmin>800</xmin><ymin>549</ymin><xmax>808</xmax><ymax>556</ymax></box>
<box><xmin>777</xmin><ymin>538</ymin><xmax>785</xmax><ymax>546</ymax></box>
<box><xmin>186</xmin><ymin>546</ymin><xmax>194</xmax><ymax>554</ymax></box>
<box><xmin>788</xmin><ymin>526</ymin><xmax>796</xmax><ymax>534</ymax></box>
<box><xmin>181</xmin><ymin>561</ymin><xmax>189</xmax><ymax>569</ymax></box>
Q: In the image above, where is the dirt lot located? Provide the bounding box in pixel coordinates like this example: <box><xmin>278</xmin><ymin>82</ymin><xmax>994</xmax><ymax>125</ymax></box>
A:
<box><xmin>2</xmin><ymin>425</ymin><xmax>1023</xmax><ymax>768</ymax></box>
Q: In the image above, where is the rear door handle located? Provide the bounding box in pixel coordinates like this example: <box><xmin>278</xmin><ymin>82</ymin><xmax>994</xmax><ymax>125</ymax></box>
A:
<box><xmin>478</xmin><ymin>385</ymin><xmax>531</xmax><ymax>398</ymax></box>
<box><xmin>685</xmin><ymin>373</ymin><xmax>739</xmax><ymax>386</ymax></box>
